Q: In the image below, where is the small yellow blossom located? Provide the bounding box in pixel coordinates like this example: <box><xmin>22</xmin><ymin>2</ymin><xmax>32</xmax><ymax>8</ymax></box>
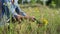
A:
<box><xmin>41</xmin><ymin>18</ymin><xmax>48</xmax><ymax>26</ymax></box>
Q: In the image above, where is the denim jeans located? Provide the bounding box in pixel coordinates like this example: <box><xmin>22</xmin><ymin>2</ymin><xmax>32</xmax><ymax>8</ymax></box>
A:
<box><xmin>0</xmin><ymin>0</ymin><xmax>26</xmax><ymax>19</ymax></box>
<box><xmin>2</xmin><ymin>5</ymin><xmax>10</xmax><ymax>19</ymax></box>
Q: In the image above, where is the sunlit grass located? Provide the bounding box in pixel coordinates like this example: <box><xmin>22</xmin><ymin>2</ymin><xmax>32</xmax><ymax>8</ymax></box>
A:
<box><xmin>0</xmin><ymin>4</ymin><xmax>60</xmax><ymax>34</ymax></box>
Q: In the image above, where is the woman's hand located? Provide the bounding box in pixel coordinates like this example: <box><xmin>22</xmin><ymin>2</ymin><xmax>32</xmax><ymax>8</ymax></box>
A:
<box><xmin>16</xmin><ymin>15</ymin><xmax>23</xmax><ymax>21</ymax></box>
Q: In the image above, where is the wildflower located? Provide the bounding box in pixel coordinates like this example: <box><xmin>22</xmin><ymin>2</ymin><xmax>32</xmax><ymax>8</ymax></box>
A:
<box><xmin>41</xmin><ymin>18</ymin><xmax>48</xmax><ymax>26</ymax></box>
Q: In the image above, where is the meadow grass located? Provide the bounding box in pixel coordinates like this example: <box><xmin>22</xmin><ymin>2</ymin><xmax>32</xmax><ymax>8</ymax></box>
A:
<box><xmin>0</xmin><ymin>4</ymin><xmax>60</xmax><ymax>34</ymax></box>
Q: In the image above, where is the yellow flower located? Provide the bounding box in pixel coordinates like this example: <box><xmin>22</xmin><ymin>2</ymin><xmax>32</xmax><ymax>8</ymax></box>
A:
<box><xmin>41</xmin><ymin>18</ymin><xmax>48</xmax><ymax>26</ymax></box>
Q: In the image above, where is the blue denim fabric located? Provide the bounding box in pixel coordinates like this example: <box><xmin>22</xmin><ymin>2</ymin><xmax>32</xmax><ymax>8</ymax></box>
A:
<box><xmin>4</xmin><ymin>0</ymin><xmax>11</xmax><ymax>3</ymax></box>
<box><xmin>9</xmin><ymin>0</ymin><xmax>26</xmax><ymax>17</ymax></box>
<box><xmin>0</xmin><ymin>0</ymin><xmax>2</xmax><ymax>18</ymax></box>
<box><xmin>15</xmin><ymin>6</ymin><xmax>26</xmax><ymax>16</ymax></box>
<box><xmin>3</xmin><ymin>5</ymin><xmax>10</xmax><ymax>19</ymax></box>
<box><xmin>0</xmin><ymin>0</ymin><xmax>10</xmax><ymax>19</ymax></box>
<box><xmin>0</xmin><ymin>0</ymin><xmax>26</xmax><ymax>19</ymax></box>
<box><xmin>14</xmin><ymin>0</ymin><xmax>26</xmax><ymax>16</ymax></box>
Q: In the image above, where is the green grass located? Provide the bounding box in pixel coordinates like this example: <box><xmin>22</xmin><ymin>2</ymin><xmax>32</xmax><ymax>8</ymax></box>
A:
<box><xmin>0</xmin><ymin>5</ymin><xmax>60</xmax><ymax>34</ymax></box>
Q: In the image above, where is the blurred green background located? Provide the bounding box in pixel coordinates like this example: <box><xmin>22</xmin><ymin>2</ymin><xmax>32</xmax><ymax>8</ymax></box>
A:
<box><xmin>18</xmin><ymin>0</ymin><xmax>60</xmax><ymax>8</ymax></box>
